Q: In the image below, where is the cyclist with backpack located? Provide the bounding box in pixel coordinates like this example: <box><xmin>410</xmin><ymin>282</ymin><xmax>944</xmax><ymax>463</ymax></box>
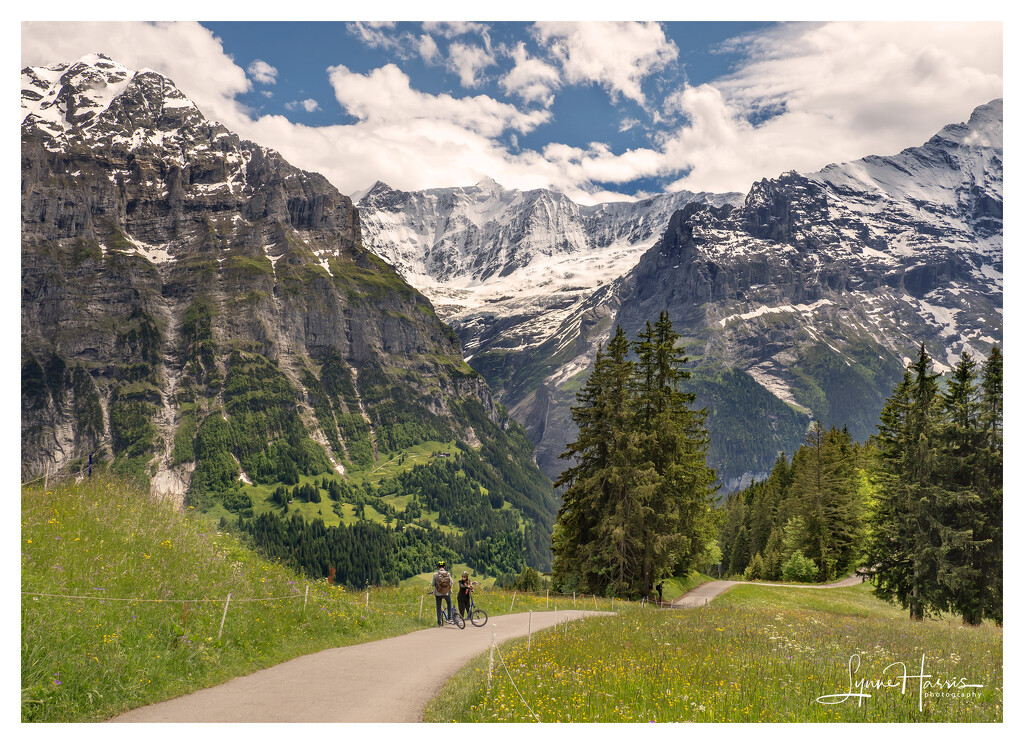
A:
<box><xmin>430</xmin><ymin>560</ymin><xmax>453</xmax><ymax>627</ymax></box>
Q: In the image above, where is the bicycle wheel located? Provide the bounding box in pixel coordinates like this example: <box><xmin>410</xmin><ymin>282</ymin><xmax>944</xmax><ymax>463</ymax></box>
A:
<box><xmin>453</xmin><ymin>611</ymin><xmax>465</xmax><ymax>629</ymax></box>
<box><xmin>470</xmin><ymin>609</ymin><xmax>488</xmax><ymax>627</ymax></box>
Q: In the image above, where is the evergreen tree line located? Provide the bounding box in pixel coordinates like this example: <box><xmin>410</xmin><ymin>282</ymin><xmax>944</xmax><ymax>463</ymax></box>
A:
<box><xmin>551</xmin><ymin>313</ymin><xmax>719</xmax><ymax>598</ymax></box>
<box><xmin>718</xmin><ymin>423</ymin><xmax>868</xmax><ymax>583</ymax></box>
<box><xmin>239</xmin><ymin>508</ymin><xmax>527</xmax><ymax>586</ymax></box>
<box><xmin>716</xmin><ymin>343</ymin><xmax>1002</xmax><ymax>625</ymax></box>
<box><xmin>236</xmin><ymin>447</ymin><xmax>550</xmax><ymax>583</ymax></box>
<box><xmin>866</xmin><ymin>345</ymin><xmax>1002</xmax><ymax>624</ymax></box>
<box><xmin>494</xmin><ymin>565</ymin><xmax>549</xmax><ymax>592</ymax></box>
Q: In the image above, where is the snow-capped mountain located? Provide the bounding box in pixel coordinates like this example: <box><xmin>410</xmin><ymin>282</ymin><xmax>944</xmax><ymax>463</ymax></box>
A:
<box><xmin>362</xmin><ymin>101</ymin><xmax>1002</xmax><ymax>488</ymax></box>
<box><xmin>601</xmin><ymin>100</ymin><xmax>1003</xmax><ymax>486</ymax></box>
<box><xmin>357</xmin><ymin>179</ymin><xmax>740</xmax><ymax>356</ymax></box>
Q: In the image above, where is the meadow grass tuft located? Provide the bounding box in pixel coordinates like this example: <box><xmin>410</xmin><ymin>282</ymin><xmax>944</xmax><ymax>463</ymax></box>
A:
<box><xmin>424</xmin><ymin>582</ymin><xmax>1002</xmax><ymax>722</ymax></box>
<box><xmin>20</xmin><ymin>476</ymin><xmax>613</xmax><ymax>722</ymax></box>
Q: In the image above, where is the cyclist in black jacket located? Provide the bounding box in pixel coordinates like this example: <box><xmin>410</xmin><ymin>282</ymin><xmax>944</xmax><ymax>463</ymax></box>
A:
<box><xmin>457</xmin><ymin>571</ymin><xmax>473</xmax><ymax>619</ymax></box>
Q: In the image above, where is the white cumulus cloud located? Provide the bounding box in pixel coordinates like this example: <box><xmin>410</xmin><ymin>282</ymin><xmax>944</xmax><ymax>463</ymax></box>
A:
<box><xmin>446</xmin><ymin>42</ymin><xmax>495</xmax><ymax>88</ymax></box>
<box><xmin>285</xmin><ymin>99</ymin><xmax>320</xmax><ymax>113</ymax></box>
<box><xmin>422</xmin><ymin>21</ymin><xmax>490</xmax><ymax>40</ymax></box>
<box><xmin>418</xmin><ymin>34</ymin><xmax>441</xmax><ymax>64</ymax></box>
<box><xmin>247</xmin><ymin>59</ymin><xmax>278</xmax><ymax>85</ymax></box>
<box><xmin>533</xmin><ymin>21</ymin><xmax>678</xmax><ymax>106</ymax></box>
<box><xmin>327</xmin><ymin>63</ymin><xmax>547</xmax><ymax>137</ymax></box>
<box><xmin>660</xmin><ymin>21</ymin><xmax>1003</xmax><ymax>193</ymax></box>
<box><xmin>500</xmin><ymin>42</ymin><xmax>561</xmax><ymax>106</ymax></box>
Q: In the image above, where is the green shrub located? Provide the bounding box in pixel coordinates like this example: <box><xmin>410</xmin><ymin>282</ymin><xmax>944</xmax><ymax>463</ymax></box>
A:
<box><xmin>782</xmin><ymin>550</ymin><xmax>818</xmax><ymax>582</ymax></box>
<box><xmin>743</xmin><ymin>552</ymin><xmax>766</xmax><ymax>581</ymax></box>
<box><xmin>513</xmin><ymin>566</ymin><xmax>543</xmax><ymax>592</ymax></box>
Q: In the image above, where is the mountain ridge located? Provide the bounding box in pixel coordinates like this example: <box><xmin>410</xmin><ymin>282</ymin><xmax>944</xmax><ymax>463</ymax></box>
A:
<box><xmin>358</xmin><ymin>100</ymin><xmax>1002</xmax><ymax>489</ymax></box>
<box><xmin>21</xmin><ymin>53</ymin><xmax>557</xmax><ymax>570</ymax></box>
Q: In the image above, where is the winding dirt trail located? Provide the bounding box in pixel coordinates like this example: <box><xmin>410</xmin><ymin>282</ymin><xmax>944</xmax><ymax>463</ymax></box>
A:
<box><xmin>672</xmin><ymin>574</ymin><xmax>865</xmax><ymax>608</ymax></box>
<box><xmin>110</xmin><ymin>609</ymin><xmax>609</xmax><ymax>723</ymax></box>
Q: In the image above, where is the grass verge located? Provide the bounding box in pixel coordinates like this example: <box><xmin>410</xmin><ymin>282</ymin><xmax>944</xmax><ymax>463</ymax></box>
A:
<box><xmin>424</xmin><ymin>582</ymin><xmax>1002</xmax><ymax>722</ymax></box>
<box><xmin>20</xmin><ymin>477</ymin><xmax>607</xmax><ymax>722</ymax></box>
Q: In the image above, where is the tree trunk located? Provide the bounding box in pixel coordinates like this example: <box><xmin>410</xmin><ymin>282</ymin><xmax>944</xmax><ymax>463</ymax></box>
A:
<box><xmin>910</xmin><ymin>577</ymin><xmax>923</xmax><ymax>621</ymax></box>
<box><xmin>962</xmin><ymin>610</ymin><xmax>982</xmax><ymax>626</ymax></box>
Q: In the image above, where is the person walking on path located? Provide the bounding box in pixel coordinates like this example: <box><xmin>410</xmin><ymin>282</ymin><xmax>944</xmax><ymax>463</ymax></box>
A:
<box><xmin>430</xmin><ymin>560</ymin><xmax>453</xmax><ymax>626</ymax></box>
<box><xmin>456</xmin><ymin>571</ymin><xmax>474</xmax><ymax>619</ymax></box>
<box><xmin>656</xmin><ymin>581</ymin><xmax>664</xmax><ymax>605</ymax></box>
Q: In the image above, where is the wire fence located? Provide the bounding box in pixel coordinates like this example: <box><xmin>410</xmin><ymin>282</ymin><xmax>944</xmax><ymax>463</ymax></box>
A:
<box><xmin>21</xmin><ymin>591</ymin><xmax>302</xmax><ymax>603</ymax></box>
<box><xmin>24</xmin><ymin>578</ymin><xmax>670</xmax><ymax>720</ymax></box>
<box><xmin>21</xmin><ymin>450</ymin><xmax>102</xmax><ymax>488</ymax></box>
<box><xmin>22</xmin><ymin>588</ymin><xmax>682</xmax><ymax>621</ymax></box>
<box><xmin>19</xmin><ymin>582</ymin><xmax>639</xmax><ymax>646</ymax></box>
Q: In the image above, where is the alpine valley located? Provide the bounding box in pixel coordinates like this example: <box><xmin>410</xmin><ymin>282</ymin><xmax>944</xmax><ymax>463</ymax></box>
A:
<box><xmin>20</xmin><ymin>52</ymin><xmax>1003</xmax><ymax>582</ymax></box>
<box><xmin>20</xmin><ymin>54</ymin><xmax>556</xmax><ymax>580</ymax></box>
<box><xmin>358</xmin><ymin>100</ymin><xmax>1003</xmax><ymax>489</ymax></box>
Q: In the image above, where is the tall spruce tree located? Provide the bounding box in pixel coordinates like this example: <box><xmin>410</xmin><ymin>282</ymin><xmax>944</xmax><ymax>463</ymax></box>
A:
<box><xmin>630</xmin><ymin>312</ymin><xmax>718</xmax><ymax>594</ymax></box>
<box><xmin>867</xmin><ymin>344</ymin><xmax>1003</xmax><ymax>622</ymax></box>
<box><xmin>935</xmin><ymin>351</ymin><xmax>988</xmax><ymax>624</ymax></box>
<box><xmin>553</xmin><ymin>328</ymin><xmax>641</xmax><ymax>593</ymax></box>
<box><xmin>978</xmin><ymin>347</ymin><xmax>1003</xmax><ymax>623</ymax></box>
<box><xmin>552</xmin><ymin>315</ymin><xmax>717</xmax><ymax>597</ymax></box>
<box><xmin>905</xmin><ymin>343</ymin><xmax>952</xmax><ymax>619</ymax></box>
<box><xmin>785</xmin><ymin>423</ymin><xmax>864</xmax><ymax>580</ymax></box>
<box><xmin>874</xmin><ymin>345</ymin><xmax>948</xmax><ymax>619</ymax></box>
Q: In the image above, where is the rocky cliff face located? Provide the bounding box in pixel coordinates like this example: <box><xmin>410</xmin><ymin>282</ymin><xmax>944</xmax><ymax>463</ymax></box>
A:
<box><xmin>609</xmin><ymin>100</ymin><xmax>1003</xmax><ymax>487</ymax></box>
<box><xmin>20</xmin><ymin>55</ymin><xmax>519</xmax><ymax>506</ymax></box>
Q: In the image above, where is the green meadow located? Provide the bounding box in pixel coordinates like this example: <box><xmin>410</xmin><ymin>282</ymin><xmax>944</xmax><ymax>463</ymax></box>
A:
<box><xmin>23</xmin><ymin>476</ymin><xmax>1001</xmax><ymax>724</ymax></box>
<box><xmin>425</xmin><ymin>582</ymin><xmax>1002</xmax><ymax>723</ymax></box>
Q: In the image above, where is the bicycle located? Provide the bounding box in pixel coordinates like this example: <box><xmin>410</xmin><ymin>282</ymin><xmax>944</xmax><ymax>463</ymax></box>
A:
<box><xmin>465</xmin><ymin>590</ymin><xmax>488</xmax><ymax>627</ymax></box>
<box><xmin>430</xmin><ymin>595</ymin><xmax>465</xmax><ymax>629</ymax></box>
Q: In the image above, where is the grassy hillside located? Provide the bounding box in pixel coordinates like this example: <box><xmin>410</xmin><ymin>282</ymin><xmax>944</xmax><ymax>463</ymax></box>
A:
<box><xmin>20</xmin><ymin>477</ymin><xmax>596</xmax><ymax>722</ymax></box>
<box><xmin>425</xmin><ymin>582</ymin><xmax>1002</xmax><ymax>722</ymax></box>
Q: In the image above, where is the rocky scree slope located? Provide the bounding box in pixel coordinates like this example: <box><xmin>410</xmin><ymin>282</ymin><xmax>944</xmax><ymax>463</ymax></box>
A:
<box><xmin>20</xmin><ymin>55</ymin><xmax>554</xmax><ymax>544</ymax></box>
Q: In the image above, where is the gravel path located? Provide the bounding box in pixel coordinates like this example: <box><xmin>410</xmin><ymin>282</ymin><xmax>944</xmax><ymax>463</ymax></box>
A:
<box><xmin>672</xmin><ymin>574</ymin><xmax>865</xmax><ymax>608</ymax></box>
<box><xmin>110</xmin><ymin>609</ymin><xmax>609</xmax><ymax>723</ymax></box>
<box><xmin>109</xmin><ymin>577</ymin><xmax>862</xmax><ymax>722</ymax></box>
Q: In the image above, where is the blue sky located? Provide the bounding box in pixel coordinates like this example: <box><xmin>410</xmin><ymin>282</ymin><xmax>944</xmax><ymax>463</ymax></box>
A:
<box><xmin>20</xmin><ymin>19</ymin><xmax>1004</xmax><ymax>203</ymax></box>
<box><xmin>204</xmin><ymin>20</ymin><xmax>773</xmax><ymax>196</ymax></box>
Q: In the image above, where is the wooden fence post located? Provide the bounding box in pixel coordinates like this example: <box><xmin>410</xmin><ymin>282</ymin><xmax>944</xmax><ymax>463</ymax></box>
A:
<box><xmin>218</xmin><ymin>593</ymin><xmax>232</xmax><ymax>640</ymax></box>
<box><xmin>487</xmin><ymin>632</ymin><xmax>496</xmax><ymax>692</ymax></box>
